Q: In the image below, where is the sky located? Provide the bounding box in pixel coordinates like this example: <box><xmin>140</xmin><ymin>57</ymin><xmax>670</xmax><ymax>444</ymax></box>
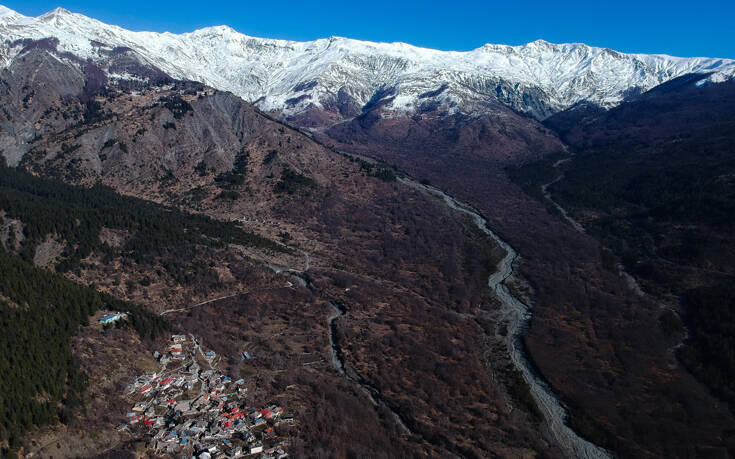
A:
<box><xmin>4</xmin><ymin>0</ymin><xmax>734</xmax><ymax>58</ymax></box>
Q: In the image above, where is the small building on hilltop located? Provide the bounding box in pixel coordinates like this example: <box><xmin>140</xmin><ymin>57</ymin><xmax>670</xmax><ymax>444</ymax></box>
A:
<box><xmin>100</xmin><ymin>313</ymin><xmax>121</xmax><ymax>325</ymax></box>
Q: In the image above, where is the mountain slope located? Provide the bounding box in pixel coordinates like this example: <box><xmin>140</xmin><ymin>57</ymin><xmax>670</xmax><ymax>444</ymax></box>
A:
<box><xmin>3</xmin><ymin>5</ymin><xmax>735</xmax><ymax>458</ymax></box>
<box><xmin>320</xmin><ymin>70</ymin><xmax>735</xmax><ymax>459</ymax></box>
<box><xmin>1</xmin><ymin>4</ymin><xmax>733</xmax><ymax>123</ymax></box>
<box><xmin>506</xmin><ymin>78</ymin><xmax>735</xmax><ymax>457</ymax></box>
<box><xmin>545</xmin><ymin>78</ymin><xmax>735</xmax><ymax>408</ymax></box>
<box><xmin>0</xmin><ymin>40</ymin><xmax>565</xmax><ymax>457</ymax></box>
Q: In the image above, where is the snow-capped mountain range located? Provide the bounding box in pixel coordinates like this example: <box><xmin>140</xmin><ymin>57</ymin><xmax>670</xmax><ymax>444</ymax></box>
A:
<box><xmin>1</xmin><ymin>4</ymin><xmax>734</xmax><ymax>120</ymax></box>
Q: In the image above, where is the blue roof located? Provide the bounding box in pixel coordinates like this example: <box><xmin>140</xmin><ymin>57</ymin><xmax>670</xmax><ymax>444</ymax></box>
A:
<box><xmin>100</xmin><ymin>314</ymin><xmax>121</xmax><ymax>323</ymax></box>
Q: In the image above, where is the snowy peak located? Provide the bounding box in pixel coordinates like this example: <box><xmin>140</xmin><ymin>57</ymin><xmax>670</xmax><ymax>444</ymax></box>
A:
<box><xmin>0</xmin><ymin>4</ymin><xmax>23</xmax><ymax>23</ymax></box>
<box><xmin>39</xmin><ymin>6</ymin><xmax>71</xmax><ymax>18</ymax></box>
<box><xmin>0</xmin><ymin>4</ymin><xmax>18</xmax><ymax>15</ymax></box>
<box><xmin>1</xmin><ymin>4</ymin><xmax>733</xmax><ymax>120</ymax></box>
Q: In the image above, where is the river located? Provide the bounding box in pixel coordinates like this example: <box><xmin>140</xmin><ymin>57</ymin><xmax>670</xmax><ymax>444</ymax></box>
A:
<box><xmin>399</xmin><ymin>177</ymin><xmax>613</xmax><ymax>459</ymax></box>
<box><xmin>324</xmin><ymin>300</ymin><xmax>460</xmax><ymax>455</ymax></box>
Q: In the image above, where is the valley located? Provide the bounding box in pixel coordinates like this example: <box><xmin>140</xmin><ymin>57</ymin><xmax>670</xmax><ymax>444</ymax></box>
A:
<box><xmin>0</xmin><ymin>39</ymin><xmax>556</xmax><ymax>458</ymax></box>
<box><xmin>401</xmin><ymin>178</ymin><xmax>612</xmax><ymax>459</ymax></box>
<box><xmin>0</xmin><ymin>4</ymin><xmax>734</xmax><ymax>458</ymax></box>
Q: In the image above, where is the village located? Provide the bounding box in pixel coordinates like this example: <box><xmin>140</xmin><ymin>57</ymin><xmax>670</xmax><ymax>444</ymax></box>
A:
<box><xmin>120</xmin><ymin>333</ymin><xmax>292</xmax><ymax>458</ymax></box>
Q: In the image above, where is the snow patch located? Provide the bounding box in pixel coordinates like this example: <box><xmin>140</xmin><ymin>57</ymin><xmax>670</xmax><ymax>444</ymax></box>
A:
<box><xmin>1</xmin><ymin>4</ymin><xmax>733</xmax><ymax>119</ymax></box>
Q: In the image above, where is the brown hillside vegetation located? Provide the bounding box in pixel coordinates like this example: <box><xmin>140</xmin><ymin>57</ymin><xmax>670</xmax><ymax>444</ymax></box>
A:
<box><xmin>311</xmin><ymin>99</ymin><xmax>735</xmax><ymax>457</ymax></box>
<box><xmin>1</xmin><ymin>42</ymin><xmax>562</xmax><ymax>458</ymax></box>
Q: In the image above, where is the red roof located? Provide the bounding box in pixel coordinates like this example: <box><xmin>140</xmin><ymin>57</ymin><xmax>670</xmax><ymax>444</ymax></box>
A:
<box><xmin>260</xmin><ymin>409</ymin><xmax>272</xmax><ymax>418</ymax></box>
<box><xmin>139</xmin><ymin>384</ymin><xmax>152</xmax><ymax>392</ymax></box>
<box><xmin>160</xmin><ymin>377</ymin><xmax>174</xmax><ymax>386</ymax></box>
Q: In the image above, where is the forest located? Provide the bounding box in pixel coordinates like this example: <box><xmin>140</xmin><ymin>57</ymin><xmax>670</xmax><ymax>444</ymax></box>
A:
<box><xmin>0</xmin><ymin>163</ymin><xmax>292</xmax><ymax>454</ymax></box>
<box><xmin>0</xmin><ymin>247</ymin><xmax>168</xmax><ymax>454</ymax></box>
<box><xmin>274</xmin><ymin>168</ymin><xmax>316</xmax><ymax>195</ymax></box>
<box><xmin>0</xmin><ymin>164</ymin><xmax>283</xmax><ymax>272</ymax></box>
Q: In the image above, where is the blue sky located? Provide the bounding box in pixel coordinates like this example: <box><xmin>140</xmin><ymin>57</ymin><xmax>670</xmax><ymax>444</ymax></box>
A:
<box><xmin>4</xmin><ymin>0</ymin><xmax>734</xmax><ymax>58</ymax></box>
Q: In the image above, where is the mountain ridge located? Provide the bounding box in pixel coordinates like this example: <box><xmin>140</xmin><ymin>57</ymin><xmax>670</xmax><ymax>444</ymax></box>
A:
<box><xmin>1</xmin><ymin>4</ymin><xmax>733</xmax><ymax>121</ymax></box>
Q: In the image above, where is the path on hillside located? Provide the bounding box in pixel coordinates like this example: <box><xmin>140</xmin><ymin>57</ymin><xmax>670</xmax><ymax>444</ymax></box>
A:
<box><xmin>540</xmin><ymin>157</ymin><xmax>587</xmax><ymax>234</ymax></box>
<box><xmin>159</xmin><ymin>294</ymin><xmax>242</xmax><ymax>316</ymax></box>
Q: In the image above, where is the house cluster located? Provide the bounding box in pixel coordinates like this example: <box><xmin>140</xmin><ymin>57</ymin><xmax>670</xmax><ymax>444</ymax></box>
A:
<box><xmin>123</xmin><ymin>334</ymin><xmax>291</xmax><ymax>458</ymax></box>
